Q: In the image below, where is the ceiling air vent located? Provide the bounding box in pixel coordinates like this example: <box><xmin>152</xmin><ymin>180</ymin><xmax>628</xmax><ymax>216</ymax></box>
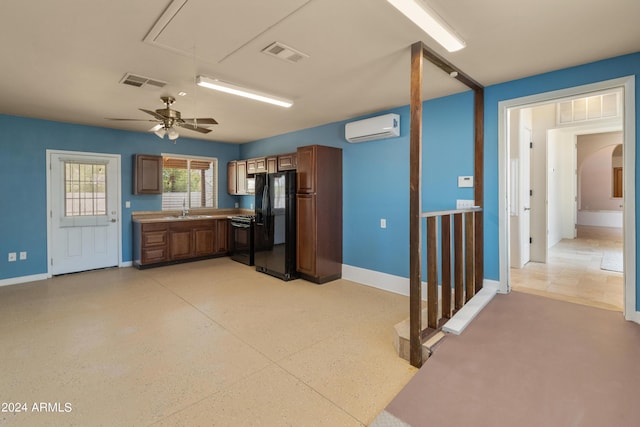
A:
<box><xmin>120</xmin><ymin>73</ymin><xmax>167</xmax><ymax>89</ymax></box>
<box><xmin>261</xmin><ymin>42</ymin><xmax>309</xmax><ymax>64</ymax></box>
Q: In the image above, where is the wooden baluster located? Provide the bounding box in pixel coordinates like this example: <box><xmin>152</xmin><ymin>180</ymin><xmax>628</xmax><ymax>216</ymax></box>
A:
<box><xmin>465</xmin><ymin>211</ymin><xmax>475</xmax><ymax>303</ymax></box>
<box><xmin>441</xmin><ymin>215</ymin><xmax>451</xmax><ymax>319</ymax></box>
<box><xmin>474</xmin><ymin>210</ymin><xmax>484</xmax><ymax>292</ymax></box>
<box><xmin>454</xmin><ymin>213</ymin><xmax>463</xmax><ymax>311</ymax></box>
<box><xmin>426</xmin><ymin>216</ymin><xmax>438</xmax><ymax>329</ymax></box>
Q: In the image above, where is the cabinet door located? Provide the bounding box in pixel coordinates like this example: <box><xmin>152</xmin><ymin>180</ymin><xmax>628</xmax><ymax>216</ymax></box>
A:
<box><xmin>266</xmin><ymin>157</ymin><xmax>277</xmax><ymax>173</ymax></box>
<box><xmin>255</xmin><ymin>157</ymin><xmax>267</xmax><ymax>173</ymax></box>
<box><xmin>277</xmin><ymin>153</ymin><xmax>297</xmax><ymax>171</ymax></box>
<box><xmin>170</xmin><ymin>229</ymin><xmax>193</xmax><ymax>259</ymax></box>
<box><xmin>237</xmin><ymin>161</ymin><xmax>248</xmax><ymax>195</ymax></box>
<box><xmin>296</xmin><ymin>194</ymin><xmax>316</xmax><ymax>275</ymax></box>
<box><xmin>194</xmin><ymin>228</ymin><xmax>215</xmax><ymax>256</ymax></box>
<box><xmin>134</xmin><ymin>154</ymin><xmax>162</xmax><ymax>194</ymax></box>
<box><xmin>247</xmin><ymin>158</ymin><xmax>257</xmax><ymax>175</ymax></box>
<box><xmin>227</xmin><ymin>161</ymin><xmax>237</xmax><ymax>195</ymax></box>
<box><xmin>296</xmin><ymin>146</ymin><xmax>315</xmax><ymax>193</ymax></box>
<box><xmin>215</xmin><ymin>219</ymin><xmax>229</xmax><ymax>254</ymax></box>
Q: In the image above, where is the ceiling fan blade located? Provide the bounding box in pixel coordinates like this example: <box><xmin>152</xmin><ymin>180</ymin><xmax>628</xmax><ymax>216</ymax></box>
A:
<box><xmin>182</xmin><ymin>117</ymin><xmax>218</xmax><ymax>125</ymax></box>
<box><xmin>149</xmin><ymin>123</ymin><xmax>163</xmax><ymax>132</ymax></box>
<box><xmin>106</xmin><ymin>118</ymin><xmax>159</xmax><ymax>122</ymax></box>
<box><xmin>179</xmin><ymin>122</ymin><xmax>213</xmax><ymax>134</ymax></box>
<box><xmin>139</xmin><ymin>108</ymin><xmax>167</xmax><ymax>121</ymax></box>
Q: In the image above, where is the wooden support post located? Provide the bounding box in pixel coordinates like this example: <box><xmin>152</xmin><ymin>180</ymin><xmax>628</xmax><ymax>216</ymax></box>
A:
<box><xmin>464</xmin><ymin>211</ymin><xmax>475</xmax><ymax>302</ymax></box>
<box><xmin>427</xmin><ymin>216</ymin><xmax>438</xmax><ymax>329</ymax></box>
<box><xmin>474</xmin><ymin>88</ymin><xmax>485</xmax><ymax>292</ymax></box>
<box><xmin>409</xmin><ymin>41</ymin><xmax>424</xmax><ymax>368</ymax></box>
<box><xmin>441</xmin><ymin>215</ymin><xmax>451</xmax><ymax>319</ymax></box>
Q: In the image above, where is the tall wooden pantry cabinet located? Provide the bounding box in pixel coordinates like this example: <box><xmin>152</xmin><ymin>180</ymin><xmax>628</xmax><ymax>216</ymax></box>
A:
<box><xmin>296</xmin><ymin>145</ymin><xmax>342</xmax><ymax>283</ymax></box>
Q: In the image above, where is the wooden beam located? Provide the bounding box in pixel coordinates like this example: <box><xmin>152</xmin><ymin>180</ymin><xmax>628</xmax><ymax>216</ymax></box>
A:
<box><xmin>409</xmin><ymin>41</ymin><xmax>424</xmax><ymax>368</ymax></box>
<box><xmin>421</xmin><ymin>45</ymin><xmax>483</xmax><ymax>92</ymax></box>
<box><xmin>474</xmin><ymin>89</ymin><xmax>485</xmax><ymax>291</ymax></box>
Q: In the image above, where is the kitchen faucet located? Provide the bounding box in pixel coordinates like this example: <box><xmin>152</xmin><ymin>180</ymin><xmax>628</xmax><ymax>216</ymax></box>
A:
<box><xmin>182</xmin><ymin>199</ymin><xmax>189</xmax><ymax>217</ymax></box>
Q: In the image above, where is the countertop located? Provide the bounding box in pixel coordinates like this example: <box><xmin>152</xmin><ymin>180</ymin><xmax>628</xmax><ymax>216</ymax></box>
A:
<box><xmin>132</xmin><ymin>209</ymin><xmax>253</xmax><ymax>224</ymax></box>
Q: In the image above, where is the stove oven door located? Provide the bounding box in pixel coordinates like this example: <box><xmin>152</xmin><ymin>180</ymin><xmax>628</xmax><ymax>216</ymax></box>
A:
<box><xmin>230</xmin><ymin>221</ymin><xmax>254</xmax><ymax>265</ymax></box>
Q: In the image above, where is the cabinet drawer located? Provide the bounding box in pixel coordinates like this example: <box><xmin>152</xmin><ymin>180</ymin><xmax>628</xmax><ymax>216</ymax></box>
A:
<box><xmin>142</xmin><ymin>247</ymin><xmax>167</xmax><ymax>264</ymax></box>
<box><xmin>142</xmin><ymin>230</ymin><xmax>167</xmax><ymax>247</ymax></box>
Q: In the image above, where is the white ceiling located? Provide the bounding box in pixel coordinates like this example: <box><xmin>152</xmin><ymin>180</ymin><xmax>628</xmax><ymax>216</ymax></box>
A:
<box><xmin>0</xmin><ymin>0</ymin><xmax>638</xmax><ymax>143</ymax></box>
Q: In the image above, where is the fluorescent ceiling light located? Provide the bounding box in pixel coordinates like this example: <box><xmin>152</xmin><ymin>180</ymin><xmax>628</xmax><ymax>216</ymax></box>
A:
<box><xmin>387</xmin><ymin>0</ymin><xmax>465</xmax><ymax>52</ymax></box>
<box><xmin>196</xmin><ymin>76</ymin><xmax>293</xmax><ymax>108</ymax></box>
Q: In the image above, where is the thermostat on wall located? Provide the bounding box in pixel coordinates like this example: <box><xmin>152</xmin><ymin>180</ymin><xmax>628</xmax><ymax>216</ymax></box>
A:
<box><xmin>458</xmin><ymin>176</ymin><xmax>473</xmax><ymax>188</ymax></box>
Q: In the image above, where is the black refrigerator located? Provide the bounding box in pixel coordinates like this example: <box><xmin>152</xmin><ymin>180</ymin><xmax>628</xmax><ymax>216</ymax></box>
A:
<box><xmin>254</xmin><ymin>170</ymin><xmax>297</xmax><ymax>281</ymax></box>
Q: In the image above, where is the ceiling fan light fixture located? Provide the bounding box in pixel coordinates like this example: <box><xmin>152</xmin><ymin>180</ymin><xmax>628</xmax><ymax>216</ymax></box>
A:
<box><xmin>168</xmin><ymin>128</ymin><xmax>179</xmax><ymax>140</ymax></box>
<box><xmin>154</xmin><ymin>128</ymin><xmax>167</xmax><ymax>139</ymax></box>
<box><xmin>386</xmin><ymin>0</ymin><xmax>466</xmax><ymax>52</ymax></box>
<box><xmin>196</xmin><ymin>75</ymin><xmax>293</xmax><ymax>108</ymax></box>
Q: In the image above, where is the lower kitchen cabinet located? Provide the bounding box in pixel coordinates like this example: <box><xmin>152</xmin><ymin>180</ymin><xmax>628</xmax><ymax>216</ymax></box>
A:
<box><xmin>134</xmin><ymin>218</ymin><xmax>229</xmax><ymax>268</ymax></box>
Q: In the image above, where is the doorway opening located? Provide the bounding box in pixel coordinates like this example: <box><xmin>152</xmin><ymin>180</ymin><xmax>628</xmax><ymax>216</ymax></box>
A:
<box><xmin>498</xmin><ymin>76</ymin><xmax>636</xmax><ymax>320</ymax></box>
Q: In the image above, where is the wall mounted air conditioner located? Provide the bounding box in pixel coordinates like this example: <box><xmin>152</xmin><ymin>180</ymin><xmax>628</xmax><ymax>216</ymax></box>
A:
<box><xmin>345</xmin><ymin>113</ymin><xmax>400</xmax><ymax>143</ymax></box>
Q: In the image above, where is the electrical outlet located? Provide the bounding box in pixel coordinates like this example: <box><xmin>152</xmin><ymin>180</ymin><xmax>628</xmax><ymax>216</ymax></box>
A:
<box><xmin>234</xmin><ymin>202</ymin><xmax>239</xmax><ymax>209</ymax></box>
<box><xmin>380</xmin><ymin>218</ymin><xmax>387</xmax><ymax>229</ymax></box>
<box><xmin>8</xmin><ymin>252</ymin><xmax>16</xmax><ymax>262</ymax></box>
<box><xmin>125</xmin><ymin>201</ymin><xmax>131</xmax><ymax>208</ymax></box>
<box><xmin>19</xmin><ymin>251</ymin><xmax>27</xmax><ymax>260</ymax></box>
<box><xmin>456</xmin><ymin>199</ymin><xmax>475</xmax><ymax>209</ymax></box>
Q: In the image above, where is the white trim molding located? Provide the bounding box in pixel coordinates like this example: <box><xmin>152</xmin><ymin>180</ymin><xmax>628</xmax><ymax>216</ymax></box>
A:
<box><xmin>497</xmin><ymin>76</ymin><xmax>637</xmax><ymax>324</ymax></box>
<box><xmin>0</xmin><ymin>274</ymin><xmax>48</xmax><ymax>288</ymax></box>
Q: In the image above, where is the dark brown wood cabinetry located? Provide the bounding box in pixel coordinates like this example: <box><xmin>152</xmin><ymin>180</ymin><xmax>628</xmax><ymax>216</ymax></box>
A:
<box><xmin>296</xmin><ymin>145</ymin><xmax>342</xmax><ymax>283</ymax></box>
<box><xmin>267</xmin><ymin>156</ymin><xmax>277</xmax><ymax>173</ymax></box>
<box><xmin>227</xmin><ymin>160</ymin><xmax>238</xmax><ymax>195</ymax></box>
<box><xmin>227</xmin><ymin>160</ymin><xmax>249</xmax><ymax>195</ymax></box>
<box><xmin>277</xmin><ymin>153</ymin><xmax>297</xmax><ymax>171</ymax></box>
<box><xmin>134</xmin><ymin>154</ymin><xmax>163</xmax><ymax>194</ymax></box>
<box><xmin>134</xmin><ymin>218</ymin><xmax>229</xmax><ymax>268</ymax></box>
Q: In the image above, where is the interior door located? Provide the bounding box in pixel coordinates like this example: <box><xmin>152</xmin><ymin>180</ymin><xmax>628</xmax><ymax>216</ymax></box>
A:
<box><xmin>520</xmin><ymin>127</ymin><xmax>532</xmax><ymax>265</ymax></box>
<box><xmin>49</xmin><ymin>152</ymin><xmax>120</xmax><ymax>275</ymax></box>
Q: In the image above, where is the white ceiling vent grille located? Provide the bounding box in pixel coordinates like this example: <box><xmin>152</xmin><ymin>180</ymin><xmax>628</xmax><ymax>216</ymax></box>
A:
<box><xmin>120</xmin><ymin>73</ymin><xmax>167</xmax><ymax>89</ymax></box>
<box><xmin>261</xmin><ymin>42</ymin><xmax>309</xmax><ymax>64</ymax></box>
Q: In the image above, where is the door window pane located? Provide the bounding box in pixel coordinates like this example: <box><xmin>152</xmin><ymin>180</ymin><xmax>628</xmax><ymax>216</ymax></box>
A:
<box><xmin>64</xmin><ymin>162</ymin><xmax>107</xmax><ymax>216</ymax></box>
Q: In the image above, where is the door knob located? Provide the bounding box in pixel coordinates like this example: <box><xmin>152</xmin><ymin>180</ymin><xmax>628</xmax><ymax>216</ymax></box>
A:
<box><xmin>110</xmin><ymin>218</ymin><xmax>117</xmax><ymax>223</ymax></box>
<box><xmin>524</xmin><ymin>207</ymin><xmax>531</xmax><ymax>211</ymax></box>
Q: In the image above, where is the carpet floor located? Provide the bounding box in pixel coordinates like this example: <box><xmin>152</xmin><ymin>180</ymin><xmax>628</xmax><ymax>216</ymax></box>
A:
<box><xmin>375</xmin><ymin>291</ymin><xmax>640</xmax><ymax>427</ymax></box>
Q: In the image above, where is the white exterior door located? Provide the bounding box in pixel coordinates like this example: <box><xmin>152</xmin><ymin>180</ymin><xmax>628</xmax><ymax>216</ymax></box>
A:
<box><xmin>48</xmin><ymin>151</ymin><xmax>120</xmax><ymax>275</ymax></box>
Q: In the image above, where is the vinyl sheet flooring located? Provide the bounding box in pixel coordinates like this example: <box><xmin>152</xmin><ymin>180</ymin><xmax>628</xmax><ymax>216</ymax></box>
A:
<box><xmin>0</xmin><ymin>258</ymin><xmax>417</xmax><ymax>426</ymax></box>
<box><xmin>376</xmin><ymin>291</ymin><xmax>640</xmax><ymax>427</ymax></box>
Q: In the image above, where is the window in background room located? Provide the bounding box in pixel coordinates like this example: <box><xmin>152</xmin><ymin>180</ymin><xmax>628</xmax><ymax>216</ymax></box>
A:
<box><xmin>162</xmin><ymin>155</ymin><xmax>218</xmax><ymax>210</ymax></box>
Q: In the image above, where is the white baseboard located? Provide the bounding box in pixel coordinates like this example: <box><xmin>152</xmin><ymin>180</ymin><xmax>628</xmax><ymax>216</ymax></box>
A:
<box><xmin>120</xmin><ymin>261</ymin><xmax>133</xmax><ymax>268</ymax></box>
<box><xmin>342</xmin><ymin>264</ymin><xmax>498</xmax><ymax>303</ymax></box>
<box><xmin>625</xmin><ymin>309</ymin><xmax>640</xmax><ymax>324</ymax></box>
<box><xmin>442</xmin><ymin>281</ymin><xmax>499</xmax><ymax>335</ymax></box>
<box><xmin>0</xmin><ymin>273</ymin><xmax>49</xmax><ymax>287</ymax></box>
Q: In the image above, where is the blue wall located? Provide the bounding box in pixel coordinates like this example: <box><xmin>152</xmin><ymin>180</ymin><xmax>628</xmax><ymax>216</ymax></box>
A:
<box><xmin>0</xmin><ymin>115</ymin><xmax>239</xmax><ymax>280</ymax></box>
<box><xmin>1</xmin><ymin>51</ymin><xmax>639</xmax><ymax>311</ymax></box>
<box><xmin>240</xmin><ymin>91</ymin><xmax>476</xmax><ymax>277</ymax></box>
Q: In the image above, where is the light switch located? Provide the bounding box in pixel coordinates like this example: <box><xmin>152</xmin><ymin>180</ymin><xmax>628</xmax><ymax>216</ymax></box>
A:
<box><xmin>380</xmin><ymin>218</ymin><xmax>387</xmax><ymax>229</ymax></box>
<box><xmin>458</xmin><ymin>176</ymin><xmax>473</xmax><ymax>188</ymax></box>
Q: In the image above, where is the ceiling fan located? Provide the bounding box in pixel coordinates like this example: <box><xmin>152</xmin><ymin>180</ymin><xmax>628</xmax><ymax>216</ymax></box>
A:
<box><xmin>108</xmin><ymin>96</ymin><xmax>218</xmax><ymax>141</ymax></box>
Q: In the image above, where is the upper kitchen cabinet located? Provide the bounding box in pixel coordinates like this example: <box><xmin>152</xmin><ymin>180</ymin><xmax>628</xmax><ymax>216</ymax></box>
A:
<box><xmin>134</xmin><ymin>154</ymin><xmax>162</xmax><ymax>195</ymax></box>
<box><xmin>277</xmin><ymin>153</ymin><xmax>297</xmax><ymax>171</ymax></box>
<box><xmin>267</xmin><ymin>156</ymin><xmax>277</xmax><ymax>173</ymax></box>
<box><xmin>227</xmin><ymin>160</ymin><xmax>249</xmax><ymax>195</ymax></box>
<box><xmin>227</xmin><ymin>160</ymin><xmax>238</xmax><ymax>195</ymax></box>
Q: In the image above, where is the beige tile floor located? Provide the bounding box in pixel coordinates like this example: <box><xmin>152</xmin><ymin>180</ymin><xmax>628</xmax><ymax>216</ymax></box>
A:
<box><xmin>510</xmin><ymin>226</ymin><xmax>624</xmax><ymax>311</ymax></box>
<box><xmin>0</xmin><ymin>258</ymin><xmax>417</xmax><ymax>426</ymax></box>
